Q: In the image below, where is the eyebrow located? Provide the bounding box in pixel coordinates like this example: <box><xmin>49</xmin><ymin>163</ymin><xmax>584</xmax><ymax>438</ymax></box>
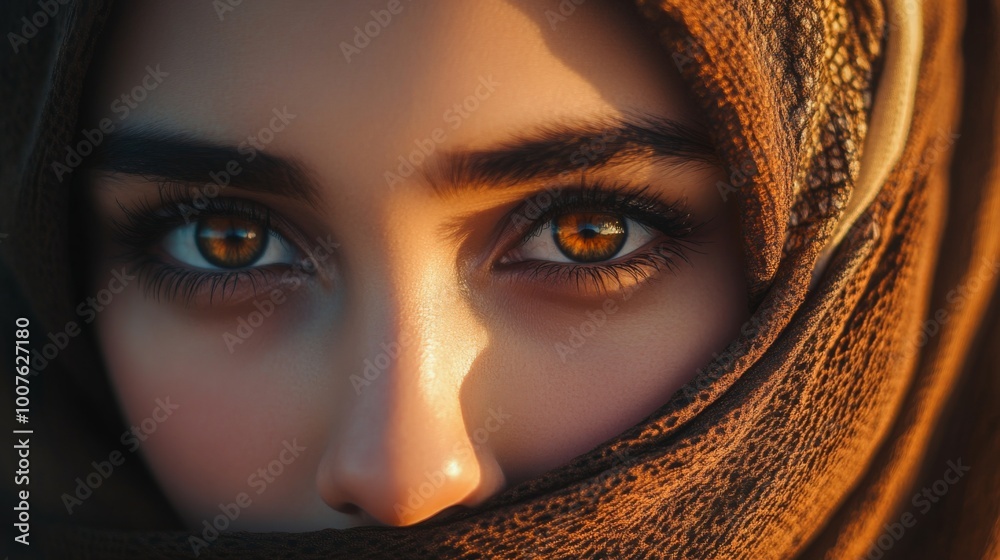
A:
<box><xmin>90</xmin><ymin>128</ymin><xmax>320</xmax><ymax>204</ymax></box>
<box><xmin>90</xmin><ymin>114</ymin><xmax>718</xmax><ymax>201</ymax></box>
<box><xmin>429</xmin><ymin>113</ymin><xmax>719</xmax><ymax>196</ymax></box>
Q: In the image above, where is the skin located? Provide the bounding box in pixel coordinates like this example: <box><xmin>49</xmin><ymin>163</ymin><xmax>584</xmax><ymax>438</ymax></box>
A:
<box><xmin>84</xmin><ymin>0</ymin><xmax>749</xmax><ymax>530</ymax></box>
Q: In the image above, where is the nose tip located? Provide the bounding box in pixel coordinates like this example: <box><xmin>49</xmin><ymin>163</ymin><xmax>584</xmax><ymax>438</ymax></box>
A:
<box><xmin>321</xmin><ymin>445</ymin><xmax>502</xmax><ymax>526</ymax></box>
<box><xmin>318</xmin><ymin>255</ymin><xmax>504</xmax><ymax>527</ymax></box>
<box><xmin>317</xmin><ymin>377</ymin><xmax>505</xmax><ymax>526</ymax></box>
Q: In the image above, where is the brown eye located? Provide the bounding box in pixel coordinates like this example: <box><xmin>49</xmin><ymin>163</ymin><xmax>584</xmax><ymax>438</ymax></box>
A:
<box><xmin>552</xmin><ymin>212</ymin><xmax>627</xmax><ymax>262</ymax></box>
<box><xmin>195</xmin><ymin>216</ymin><xmax>268</xmax><ymax>268</ymax></box>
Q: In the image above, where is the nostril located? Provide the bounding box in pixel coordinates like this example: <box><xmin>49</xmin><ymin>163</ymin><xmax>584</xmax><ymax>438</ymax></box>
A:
<box><xmin>330</xmin><ymin>502</ymin><xmax>361</xmax><ymax>515</ymax></box>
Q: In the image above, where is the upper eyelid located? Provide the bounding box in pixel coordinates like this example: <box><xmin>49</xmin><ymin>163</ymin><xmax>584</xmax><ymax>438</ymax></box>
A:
<box><xmin>103</xmin><ymin>191</ymin><xmax>310</xmax><ymax>268</ymax></box>
<box><xmin>101</xmin><ymin>188</ymin><xmax>699</xmax><ymax>303</ymax></box>
<box><xmin>506</xmin><ymin>184</ymin><xmax>693</xmax><ymax>244</ymax></box>
<box><xmin>115</xmin><ymin>193</ymin><xmax>304</xmax><ymax>249</ymax></box>
<box><xmin>110</xmin><ymin>181</ymin><xmax>694</xmax><ymax>263</ymax></box>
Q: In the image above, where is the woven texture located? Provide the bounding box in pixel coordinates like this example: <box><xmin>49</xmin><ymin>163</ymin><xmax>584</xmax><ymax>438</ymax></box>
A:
<box><xmin>1</xmin><ymin>0</ymin><xmax>998</xmax><ymax>558</ymax></box>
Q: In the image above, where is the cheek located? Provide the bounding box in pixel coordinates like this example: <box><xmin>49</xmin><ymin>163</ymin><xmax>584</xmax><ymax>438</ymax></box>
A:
<box><xmin>479</xmin><ymin>227</ymin><xmax>748</xmax><ymax>481</ymax></box>
<box><xmin>95</xmin><ymin>286</ymin><xmax>335</xmax><ymax>526</ymax></box>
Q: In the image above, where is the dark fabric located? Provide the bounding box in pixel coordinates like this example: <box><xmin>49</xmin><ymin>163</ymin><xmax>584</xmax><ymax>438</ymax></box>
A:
<box><xmin>1</xmin><ymin>0</ymin><xmax>997</xmax><ymax>558</ymax></box>
<box><xmin>1</xmin><ymin>0</ymin><xmax>183</xmax><ymax>546</ymax></box>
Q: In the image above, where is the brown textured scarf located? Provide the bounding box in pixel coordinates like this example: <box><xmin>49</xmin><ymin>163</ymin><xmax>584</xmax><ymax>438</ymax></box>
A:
<box><xmin>2</xmin><ymin>0</ymin><xmax>999</xmax><ymax>558</ymax></box>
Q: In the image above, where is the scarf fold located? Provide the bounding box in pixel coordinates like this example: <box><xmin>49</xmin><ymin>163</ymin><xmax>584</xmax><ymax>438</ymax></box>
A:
<box><xmin>2</xmin><ymin>0</ymin><xmax>998</xmax><ymax>558</ymax></box>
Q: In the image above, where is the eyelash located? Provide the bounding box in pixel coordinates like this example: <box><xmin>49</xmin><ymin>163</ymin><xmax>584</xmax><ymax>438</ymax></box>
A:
<box><xmin>496</xmin><ymin>182</ymin><xmax>704</xmax><ymax>294</ymax></box>
<box><xmin>109</xmin><ymin>186</ymin><xmax>311</xmax><ymax>304</ymax></box>
<box><xmin>107</xmin><ymin>181</ymin><xmax>704</xmax><ymax>304</ymax></box>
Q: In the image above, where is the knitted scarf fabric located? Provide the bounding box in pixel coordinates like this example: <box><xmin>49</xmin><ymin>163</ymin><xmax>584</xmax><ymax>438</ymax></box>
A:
<box><xmin>2</xmin><ymin>0</ymin><xmax>998</xmax><ymax>558</ymax></box>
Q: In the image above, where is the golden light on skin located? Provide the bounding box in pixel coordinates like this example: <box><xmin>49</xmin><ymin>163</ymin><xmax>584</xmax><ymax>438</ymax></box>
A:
<box><xmin>444</xmin><ymin>460</ymin><xmax>462</xmax><ymax>480</ymax></box>
<box><xmin>85</xmin><ymin>0</ymin><xmax>749</xmax><ymax>531</ymax></box>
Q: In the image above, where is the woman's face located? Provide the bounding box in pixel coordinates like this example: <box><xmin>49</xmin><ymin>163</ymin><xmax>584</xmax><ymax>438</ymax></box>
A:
<box><xmin>85</xmin><ymin>0</ymin><xmax>748</xmax><ymax>530</ymax></box>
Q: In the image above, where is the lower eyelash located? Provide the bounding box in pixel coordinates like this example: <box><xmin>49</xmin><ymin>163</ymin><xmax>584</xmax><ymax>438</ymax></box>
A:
<box><xmin>122</xmin><ymin>232</ymin><xmax>305</xmax><ymax>305</ymax></box>
<box><xmin>109</xmin><ymin>180</ymin><xmax>702</xmax><ymax>301</ymax></box>
<box><xmin>508</xmin><ymin>237</ymin><xmax>704</xmax><ymax>295</ymax></box>
<box><xmin>128</xmin><ymin>253</ymin><xmax>289</xmax><ymax>305</ymax></box>
<box><xmin>106</xmin><ymin>186</ymin><xmax>307</xmax><ymax>304</ymax></box>
<box><xmin>498</xmin><ymin>182</ymin><xmax>707</xmax><ymax>293</ymax></box>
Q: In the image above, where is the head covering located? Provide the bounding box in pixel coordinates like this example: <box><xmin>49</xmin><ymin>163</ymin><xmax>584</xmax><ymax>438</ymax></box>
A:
<box><xmin>2</xmin><ymin>0</ymin><xmax>998</xmax><ymax>558</ymax></box>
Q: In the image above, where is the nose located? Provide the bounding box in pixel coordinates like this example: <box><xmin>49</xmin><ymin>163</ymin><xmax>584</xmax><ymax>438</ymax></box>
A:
<box><xmin>316</xmin><ymin>260</ymin><xmax>505</xmax><ymax>526</ymax></box>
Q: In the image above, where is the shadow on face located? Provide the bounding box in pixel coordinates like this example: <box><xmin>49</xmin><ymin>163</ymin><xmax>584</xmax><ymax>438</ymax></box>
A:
<box><xmin>82</xmin><ymin>0</ymin><xmax>749</xmax><ymax>531</ymax></box>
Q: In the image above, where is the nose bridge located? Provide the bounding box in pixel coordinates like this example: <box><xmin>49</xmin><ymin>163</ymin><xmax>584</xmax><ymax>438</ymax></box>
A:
<box><xmin>369</xmin><ymin>248</ymin><xmax>479</xmax><ymax>414</ymax></box>
<box><xmin>317</xmin><ymin>243</ymin><xmax>501</xmax><ymax>526</ymax></box>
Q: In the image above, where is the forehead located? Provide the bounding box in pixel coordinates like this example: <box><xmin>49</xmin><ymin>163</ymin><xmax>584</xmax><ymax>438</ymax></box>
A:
<box><xmin>88</xmin><ymin>0</ymin><xmax>697</xmax><ymax>184</ymax></box>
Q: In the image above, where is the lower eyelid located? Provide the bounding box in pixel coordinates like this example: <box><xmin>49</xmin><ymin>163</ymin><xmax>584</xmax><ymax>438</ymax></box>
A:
<box><xmin>134</xmin><ymin>263</ymin><xmax>294</xmax><ymax>306</ymax></box>
<box><xmin>102</xmin><ymin>195</ymin><xmax>331</xmax><ymax>304</ymax></box>
<box><xmin>496</xmin><ymin>260</ymin><xmax>661</xmax><ymax>298</ymax></box>
<box><xmin>493</xmin><ymin>230</ymin><xmax>701</xmax><ymax>286</ymax></box>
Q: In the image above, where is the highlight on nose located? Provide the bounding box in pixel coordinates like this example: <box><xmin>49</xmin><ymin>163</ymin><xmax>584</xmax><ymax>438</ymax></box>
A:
<box><xmin>315</xmin><ymin>335</ymin><xmax>506</xmax><ymax>526</ymax></box>
<box><xmin>315</xmin><ymin>247</ymin><xmax>507</xmax><ymax>526</ymax></box>
<box><xmin>317</xmin><ymin>426</ymin><xmax>504</xmax><ymax>526</ymax></box>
